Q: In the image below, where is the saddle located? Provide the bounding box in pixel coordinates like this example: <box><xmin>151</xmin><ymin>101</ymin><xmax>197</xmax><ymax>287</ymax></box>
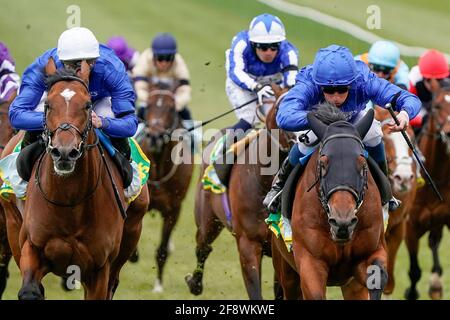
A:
<box><xmin>281</xmin><ymin>155</ymin><xmax>392</xmax><ymax>220</ymax></box>
<box><xmin>17</xmin><ymin>133</ymin><xmax>133</xmax><ymax>188</ymax></box>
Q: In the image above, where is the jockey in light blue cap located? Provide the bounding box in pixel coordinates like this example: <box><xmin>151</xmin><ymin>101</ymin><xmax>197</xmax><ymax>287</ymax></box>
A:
<box><xmin>263</xmin><ymin>44</ymin><xmax>421</xmax><ymax>214</ymax></box>
<box><xmin>355</xmin><ymin>40</ymin><xmax>410</xmax><ymax>90</ymax></box>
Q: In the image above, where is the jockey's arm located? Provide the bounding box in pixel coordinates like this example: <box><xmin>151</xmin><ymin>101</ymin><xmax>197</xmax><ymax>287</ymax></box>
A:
<box><xmin>9</xmin><ymin>64</ymin><xmax>46</xmax><ymax>131</ymax></box>
<box><xmin>276</xmin><ymin>77</ymin><xmax>319</xmax><ymax>132</ymax></box>
<box><xmin>102</xmin><ymin>68</ymin><xmax>138</xmax><ymax>138</ymax></box>
<box><xmin>366</xmin><ymin>71</ymin><xmax>421</xmax><ymax>121</ymax></box>
<box><xmin>173</xmin><ymin>54</ymin><xmax>192</xmax><ymax>111</ymax></box>
<box><xmin>393</xmin><ymin>60</ymin><xmax>410</xmax><ymax>90</ymax></box>
<box><xmin>131</xmin><ymin>48</ymin><xmax>152</xmax><ymax>106</ymax></box>
<box><xmin>227</xmin><ymin>36</ymin><xmax>258</xmax><ymax>91</ymax></box>
<box><xmin>280</xmin><ymin>43</ymin><xmax>299</xmax><ymax>88</ymax></box>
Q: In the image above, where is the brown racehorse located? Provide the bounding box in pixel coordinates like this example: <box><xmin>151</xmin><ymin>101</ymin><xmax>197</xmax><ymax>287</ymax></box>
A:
<box><xmin>404</xmin><ymin>80</ymin><xmax>450</xmax><ymax>300</ymax></box>
<box><xmin>0</xmin><ymin>91</ymin><xmax>17</xmax><ymax>298</ymax></box>
<box><xmin>138</xmin><ymin>82</ymin><xmax>193</xmax><ymax>292</ymax></box>
<box><xmin>374</xmin><ymin>106</ymin><xmax>418</xmax><ymax>296</ymax></box>
<box><xmin>0</xmin><ymin>58</ymin><xmax>149</xmax><ymax>299</ymax></box>
<box><xmin>271</xmin><ymin>105</ymin><xmax>388</xmax><ymax>300</ymax></box>
<box><xmin>186</xmin><ymin>85</ymin><xmax>293</xmax><ymax>299</ymax></box>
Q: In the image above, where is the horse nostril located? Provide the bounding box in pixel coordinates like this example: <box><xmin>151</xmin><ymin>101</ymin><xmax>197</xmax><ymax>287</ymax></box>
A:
<box><xmin>50</xmin><ymin>148</ymin><xmax>61</xmax><ymax>159</ymax></box>
<box><xmin>328</xmin><ymin>218</ymin><xmax>338</xmax><ymax>227</ymax></box>
<box><xmin>409</xmin><ymin>174</ymin><xmax>415</xmax><ymax>181</ymax></box>
<box><xmin>68</xmin><ymin>148</ymin><xmax>80</xmax><ymax>160</ymax></box>
<box><xmin>350</xmin><ymin>217</ymin><xmax>358</xmax><ymax>225</ymax></box>
<box><xmin>394</xmin><ymin>174</ymin><xmax>402</xmax><ymax>182</ymax></box>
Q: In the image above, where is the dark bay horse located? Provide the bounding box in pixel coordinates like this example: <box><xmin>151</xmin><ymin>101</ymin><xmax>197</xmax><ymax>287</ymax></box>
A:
<box><xmin>0</xmin><ymin>91</ymin><xmax>17</xmax><ymax>298</ymax></box>
<box><xmin>271</xmin><ymin>105</ymin><xmax>388</xmax><ymax>300</ymax></box>
<box><xmin>186</xmin><ymin>86</ymin><xmax>293</xmax><ymax>299</ymax></box>
<box><xmin>0</xmin><ymin>58</ymin><xmax>149</xmax><ymax>299</ymax></box>
<box><xmin>375</xmin><ymin>106</ymin><xmax>418</xmax><ymax>296</ymax></box>
<box><xmin>138</xmin><ymin>82</ymin><xmax>193</xmax><ymax>292</ymax></box>
<box><xmin>404</xmin><ymin>80</ymin><xmax>450</xmax><ymax>300</ymax></box>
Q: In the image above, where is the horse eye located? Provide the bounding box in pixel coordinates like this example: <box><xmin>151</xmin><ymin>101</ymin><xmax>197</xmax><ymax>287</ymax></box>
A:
<box><xmin>85</xmin><ymin>102</ymin><xmax>92</xmax><ymax>110</ymax></box>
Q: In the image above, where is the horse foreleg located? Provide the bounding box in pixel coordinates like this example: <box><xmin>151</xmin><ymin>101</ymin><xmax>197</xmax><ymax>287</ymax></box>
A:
<box><xmin>341</xmin><ymin>278</ymin><xmax>369</xmax><ymax>300</ymax></box>
<box><xmin>296</xmin><ymin>251</ymin><xmax>328</xmax><ymax>300</ymax></box>
<box><xmin>236</xmin><ymin>235</ymin><xmax>263</xmax><ymax>300</ymax></box>
<box><xmin>185</xmin><ymin>213</ymin><xmax>223</xmax><ymax>296</ymax></box>
<box><xmin>428</xmin><ymin>227</ymin><xmax>443</xmax><ymax>300</ymax></box>
<box><xmin>0</xmin><ymin>208</ymin><xmax>12</xmax><ymax>299</ymax></box>
<box><xmin>84</xmin><ymin>263</ymin><xmax>110</xmax><ymax>300</ymax></box>
<box><xmin>404</xmin><ymin>220</ymin><xmax>423</xmax><ymax>300</ymax></box>
<box><xmin>18</xmin><ymin>240</ymin><xmax>47</xmax><ymax>300</ymax></box>
<box><xmin>384</xmin><ymin>220</ymin><xmax>405</xmax><ymax>295</ymax></box>
<box><xmin>153</xmin><ymin>206</ymin><xmax>181</xmax><ymax>293</ymax></box>
<box><xmin>271</xmin><ymin>236</ymin><xmax>300</xmax><ymax>300</ymax></box>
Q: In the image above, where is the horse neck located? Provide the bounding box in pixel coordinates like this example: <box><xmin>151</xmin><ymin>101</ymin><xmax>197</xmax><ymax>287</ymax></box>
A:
<box><xmin>420</xmin><ymin>115</ymin><xmax>450</xmax><ymax>178</ymax></box>
<box><xmin>150</xmin><ymin>139</ymin><xmax>179</xmax><ymax>179</ymax></box>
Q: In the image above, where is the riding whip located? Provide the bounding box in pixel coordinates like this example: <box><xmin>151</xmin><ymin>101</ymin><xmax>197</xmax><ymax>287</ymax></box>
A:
<box><xmin>386</xmin><ymin>97</ymin><xmax>443</xmax><ymax>202</ymax></box>
<box><xmin>187</xmin><ymin>97</ymin><xmax>258</xmax><ymax>132</ymax></box>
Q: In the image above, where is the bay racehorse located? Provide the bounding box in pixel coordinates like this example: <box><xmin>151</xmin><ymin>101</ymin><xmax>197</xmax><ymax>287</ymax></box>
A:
<box><xmin>138</xmin><ymin>82</ymin><xmax>193</xmax><ymax>292</ymax></box>
<box><xmin>271</xmin><ymin>104</ymin><xmax>388</xmax><ymax>299</ymax></box>
<box><xmin>404</xmin><ymin>79</ymin><xmax>450</xmax><ymax>300</ymax></box>
<box><xmin>0</xmin><ymin>91</ymin><xmax>17</xmax><ymax>298</ymax></box>
<box><xmin>374</xmin><ymin>106</ymin><xmax>418</xmax><ymax>296</ymax></box>
<box><xmin>186</xmin><ymin>85</ymin><xmax>293</xmax><ymax>299</ymax></box>
<box><xmin>0</xmin><ymin>58</ymin><xmax>149</xmax><ymax>299</ymax></box>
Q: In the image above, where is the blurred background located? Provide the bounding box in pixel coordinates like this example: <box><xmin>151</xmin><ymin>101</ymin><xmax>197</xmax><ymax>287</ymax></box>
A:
<box><xmin>1</xmin><ymin>0</ymin><xmax>449</xmax><ymax>299</ymax></box>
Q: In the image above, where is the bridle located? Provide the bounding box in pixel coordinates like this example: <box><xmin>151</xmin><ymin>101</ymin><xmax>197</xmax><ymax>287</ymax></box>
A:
<box><xmin>315</xmin><ymin>133</ymin><xmax>368</xmax><ymax>217</ymax></box>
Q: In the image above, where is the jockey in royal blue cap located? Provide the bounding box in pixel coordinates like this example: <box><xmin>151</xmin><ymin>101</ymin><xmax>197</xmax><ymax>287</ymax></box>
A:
<box><xmin>263</xmin><ymin>44</ymin><xmax>422</xmax><ymax>214</ymax></box>
<box><xmin>9</xmin><ymin>27</ymin><xmax>137</xmax><ymax>159</ymax></box>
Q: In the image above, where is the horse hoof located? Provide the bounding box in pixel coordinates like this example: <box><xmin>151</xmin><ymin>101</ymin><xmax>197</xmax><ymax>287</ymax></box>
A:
<box><xmin>429</xmin><ymin>273</ymin><xmax>443</xmax><ymax>300</ymax></box>
<box><xmin>152</xmin><ymin>279</ymin><xmax>164</xmax><ymax>293</ymax></box>
<box><xmin>128</xmin><ymin>249</ymin><xmax>140</xmax><ymax>263</ymax></box>
<box><xmin>18</xmin><ymin>283</ymin><xmax>44</xmax><ymax>300</ymax></box>
<box><xmin>404</xmin><ymin>287</ymin><xmax>419</xmax><ymax>300</ymax></box>
<box><xmin>185</xmin><ymin>273</ymin><xmax>203</xmax><ymax>295</ymax></box>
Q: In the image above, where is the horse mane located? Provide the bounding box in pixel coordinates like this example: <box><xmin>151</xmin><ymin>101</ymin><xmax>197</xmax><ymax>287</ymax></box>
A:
<box><xmin>311</xmin><ymin>102</ymin><xmax>348</xmax><ymax>125</ymax></box>
<box><xmin>45</xmin><ymin>68</ymin><xmax>79</xmax><ymax>89</ymax></box>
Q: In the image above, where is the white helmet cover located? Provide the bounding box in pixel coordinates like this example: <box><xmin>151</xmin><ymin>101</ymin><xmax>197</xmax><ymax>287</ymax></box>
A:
<box><xmin>57</xmin><ymin>27</ymin><xmax>100</xmax><ymax>61</ymax></box>
<box><xmin>248</xmin><ymin>14</ymin><xmax>286</xmax><ymax>43</ymax></box>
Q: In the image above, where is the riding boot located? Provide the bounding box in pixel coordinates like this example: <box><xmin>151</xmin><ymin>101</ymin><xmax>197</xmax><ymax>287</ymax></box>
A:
<box><xmin>212</xmin><ymin>132</ymin><xmax>239</xmax><ymax>186</ymax></box>
<box><xmin>21</xmin><ymin>130</ymin><xmax>43</xmax><ymax>149</ymax></box>
<box><xmin>263</xmin><ymin>157</ymin><xmax>294</xmax><ymax>213</ymax></box>
<box><xmin>110</xmin><ymin>137</ymin><xmax>131</xmax><ymax>161</ymax></box>
<box><xmin>377</xmin><ymin>159</ymin><xmax>402</xmax><ymax>212</ymax></box>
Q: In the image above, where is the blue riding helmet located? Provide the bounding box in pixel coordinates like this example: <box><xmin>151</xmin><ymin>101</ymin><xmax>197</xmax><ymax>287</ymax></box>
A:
<box><xmin>312</xmin><ymin>45</ymin><xmax>357</xmax><ymax>86</ymax></box>
<box><xmin>151</xmin><ymin>33</ymin><xmax>177</xmax><ymax>55</ymax></box>
<box><xmin>368</xmin><ymin>40</ymin><xmax>400</xmax><ymax>68</ymax></box>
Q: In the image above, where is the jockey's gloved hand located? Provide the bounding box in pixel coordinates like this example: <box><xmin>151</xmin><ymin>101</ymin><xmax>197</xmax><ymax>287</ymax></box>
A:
<box><xmin>388</xmin><ymin>110</ymin><xmax>409</xmax><ymax>132</ymax></box>
<box><xmin>254</xmin><ymin>84</ymin><xmax>274</xmax><ymax>105</ymax></box>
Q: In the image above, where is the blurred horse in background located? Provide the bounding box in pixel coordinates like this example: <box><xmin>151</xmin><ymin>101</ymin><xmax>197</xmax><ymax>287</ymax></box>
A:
<box><xmin>186</xmin><ymin>85</ymin><xmax>293</xmax><ymax>299</ymax></box>
<box><xmin>138</xmin><ymin>82</ymin><xmax>194</xmax><ymax>292</ymax></box>
<box><xmin>0</xmin><ymin>91</ymin><xmax>16</xmax><ymax>299</ymax></box>
<box><xmin>404</xmin><ymin>79</ymin><xmax>450</xmax><ymax>300</ymax></box>
<box><xmin>375</xmin><ymin>106</ymin><xmax>418</xmax><ymax>296</ymax></box>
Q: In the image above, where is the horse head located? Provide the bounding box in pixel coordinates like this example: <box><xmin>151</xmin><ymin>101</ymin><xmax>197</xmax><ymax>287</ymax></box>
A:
<box><xmin>376</xmin><ymin>107</ymin><xmax>416</xmax><ymax>194</ymax></box>
<box><xmin>144</xmin><ymin>82</ymin><xmax>179</xmax><ymax>153</ymax></box>
<box><xmin>43</xmin><ymin>57</ymin><xmax>93</xmax><ymax>175</ymax></box>
<box><xmin>430</xmin><ymin>79</ymin><xmax>450</xmax><ymax>154</ymax></box>
<box><xmin>308</xmin><ymin>104</ymin><xmax>374</xmax><ymax>242</ymax></box>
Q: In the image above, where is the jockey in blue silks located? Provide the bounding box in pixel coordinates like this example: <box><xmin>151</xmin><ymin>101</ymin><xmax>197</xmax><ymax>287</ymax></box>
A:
<box><xmin>263</xmin><ymin>45</ymin><xmax>422</xmax><ymax>214</ymax></box>
<box><xmin>9</xmin><ymin>27</ymin><xmax>137</xmax><ymax>159</ymax></box>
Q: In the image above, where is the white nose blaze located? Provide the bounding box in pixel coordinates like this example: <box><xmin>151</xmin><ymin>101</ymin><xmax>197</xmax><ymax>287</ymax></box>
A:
<box><xmin>60</xmin><ymin>88</ymin><xmax>76</xmax><ymax>111</ymax></box>
<box><xmin>388</xmin><ymin>131</ymin><xmax>414</xmax><ymax>192</ymax></box>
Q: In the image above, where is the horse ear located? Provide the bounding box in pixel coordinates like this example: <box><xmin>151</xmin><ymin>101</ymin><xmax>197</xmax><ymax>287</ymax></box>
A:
<box><xmin>78</xmin><ymin>60</ymin><xmax>90</xmax><ymax>84</ymax></box>
<box><xmin>355</xmin><ymin>108</ymin><xmax>374</xmax><ymax>139</ymax></box>
<box><xmin>307</xmin><ymin>111</ymin><xmax>327</xmax><ymax>141</ymax></box>
<box><xmin>45</xmin><ymin>57</ymin><xmax>57</xmax><ymax>76</ymax></box>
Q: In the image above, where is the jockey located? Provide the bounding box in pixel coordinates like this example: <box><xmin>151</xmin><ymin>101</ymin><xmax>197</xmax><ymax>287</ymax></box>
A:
<box><xmin>408</xmin><ymin>49</ymin><xmax>450</xmax><ymax>133</ymax></box>
<box><xmin>9</xmin><ymin>27</ymin><xmax>137</xmax><ymax>160</ymax></box>
<box><xmin>132</xmin><ymin>32</ymin><xmax>198</xmax><ymax>151</ymax></box>
<box><xmin>0</xmin><ymin>42</ymin><xmax>20</xmax><ymax>105</ymax></box>
<box><xmin>263</xmin><ymin>45</ymin><xmax>421</xmax><ymax>214</ymax></box>
<box><xmin>106</xmin><ymin>36</ymin><xmax>140</xmax><ymax>76</ymax></box>
<box><xmin>355</xmin><ymin>40</ymin><xmax>410</xmax><ymax>90</ymax></box>
<box><xmin>224</xmin><ymin>13</ymin><xmax>299</xmax><ymax>135</ymax></box>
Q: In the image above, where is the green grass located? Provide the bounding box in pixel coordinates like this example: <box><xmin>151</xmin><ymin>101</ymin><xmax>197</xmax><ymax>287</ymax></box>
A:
<box><xmin>287</xmin><ymin>0</ymin><xmax>450</xmax><ymax>53</ymax></box>
<box><xmin>1</xmin><ymin>0</ymin><xmax>450</xmax><ymax>300</ymax></box>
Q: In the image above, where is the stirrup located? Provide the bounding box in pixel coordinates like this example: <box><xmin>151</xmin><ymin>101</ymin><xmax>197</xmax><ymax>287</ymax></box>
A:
<box><xmin>388</xmin><ymin>197</ymin><xmax>402</xmax><ymax>212</ymax></box>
